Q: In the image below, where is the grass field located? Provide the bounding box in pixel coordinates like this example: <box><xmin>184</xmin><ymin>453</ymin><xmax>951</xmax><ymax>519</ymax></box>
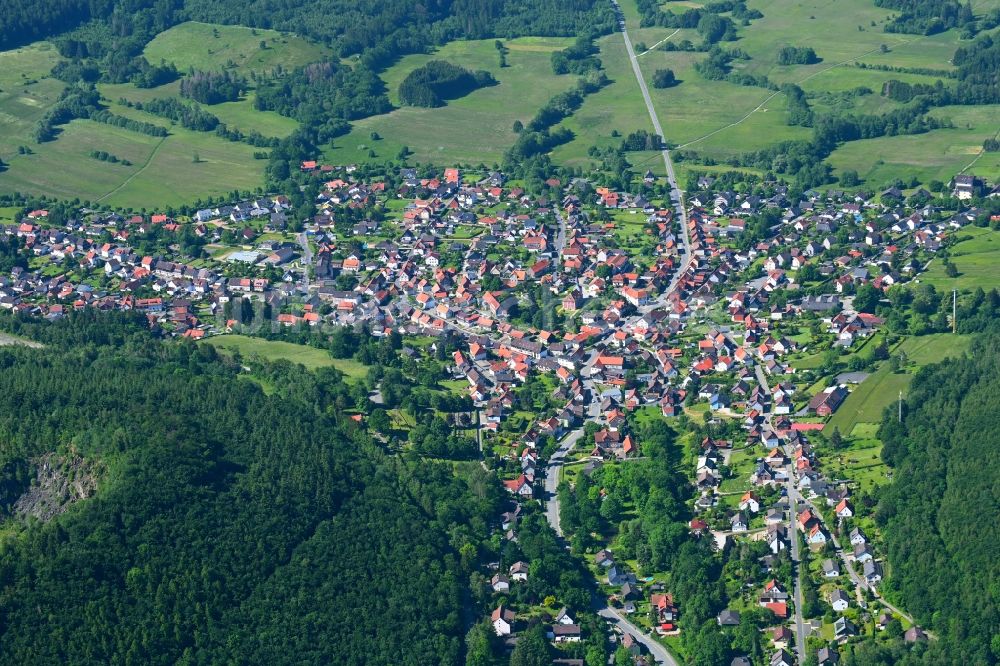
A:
<box><xmin>205</xmin><ymin>334</ymin><xmax>369</xmax><ymax>378</ymax></box>
<box><xmin>325</xmin><ymin>37</ymin><xmax>576</xmax><ymax>166</ymax></box>
<box><xmin>627</xmin><ymin>0</ymin><xmax>1000</xmax><ymax>180</ymax></box>
<box><xmin>824</xmin><ymin>424</ymin><xmax>888</xmax><ymax>491</ymax></box>
<box><xmin>0</xmin><ymin>23</ymin><xmax>329</xmax><ymax>205</ymax></box>
<box><xmin>550</xmin><ymin>33</ymin><xmax>657</xmax><ymax>169</ymax></box>
<box><xmin>144</xmin><ymin>22</ymin><xmax>329</xmax><ymax>74</ymax></box>
<box><xmin>1</xmin><ymin>106</ymin><xmax>264</xmax><ymax>210</ymax></box>
<box><xmin>1</xmin><ymin>119</ymin><xmax>162</xmax><ymax>202</ymax></box>
<box><xmin>0</xmin><ymin>43</ymin><xmax>65</xmax><ymax>157</ymax></box>
<box><xmin>101</xmin><ymin>82</ymin><xmax>301</xmax><ymax>139</ymax></box>
<box><xmin>828</xmin><ymin>105</ymin><xmax>1000</xmax><ymax>185</ymax></box>
<box><xmin>920</xmin><ymin>226</ymin><xmax>1000</xmax><ymax>291</ymax></box>
<box><xmin>895</xmin><ymin>332</ymin><xmax>972</xmax><ymax>366</ymax></box>
<box><xmin>824</xmin><ymin>333</ymin><xmax>972</xmax><ymax>434</ymax></box>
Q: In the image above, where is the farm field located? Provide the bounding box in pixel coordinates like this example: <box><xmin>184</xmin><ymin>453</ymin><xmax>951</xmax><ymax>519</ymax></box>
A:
<box><xmin>0</xmin><ymin>23</ymin><xmax>330</xmax><ymax>205</ymax></box>
<box><xmin>205</xmin><ymin>334</ymin><xmax>369</xmax><ymax>378</ymax></box>
<box><xmin>918</xmin><ymin>227</ymin><xmax>1000</xmax><ymax>291</ymax></box>
<box><xmin>0</xmin><ymin>22</ymin><xmax>329</xmax><ymax>208</ymax></box>
<box><xmin>626</xmin><ymin>0</ymin><xmax>1000</xmax><ymax>180</ymax></box>
<box><xmin>101</xmin><ymin>82</ymin><xmax>301</xmax><ymax>139</ymax></box>
<box><xmin>736</xmin><ymin>0</ymin><xmax>956</xmax><ymax>84</ymax></box>
<box><xmin>143</xmin><ymin>21</ymin><xmax>330</xmax><ymax>74</ymax></box>
<box><xmin>1</xmin><ymin>119</ymin><xmax>163</xmax><ymax>203</ymax></box>
<box><xmin>325</xmin><ymin>37</ymin><xmax>576</xmax><ymax>166</ymax></box>
<box><xmin>637</xmin><ymin>47</ymin><xmax>812</xmax><ymax>156</ymax></box>
<box><xmin>895</xmin><ymin>332</ymin><xmax>972</xmax><ymax>366</ymax></box>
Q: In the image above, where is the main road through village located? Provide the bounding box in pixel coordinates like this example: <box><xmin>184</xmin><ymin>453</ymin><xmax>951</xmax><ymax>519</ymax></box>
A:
<box><xmin>537</xmin><ymin>4</ymin><xmax>693</xmax><ymax>664</ymax></box>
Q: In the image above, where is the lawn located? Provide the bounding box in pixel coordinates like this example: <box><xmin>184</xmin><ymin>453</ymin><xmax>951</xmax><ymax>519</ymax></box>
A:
<box><xmin>205</xmin><ymin>334</ymin><xmax>369</xmax><ymax>378</ymax></box>
<box><xmin>920</xmin><ymin>226</ymin><xmax>1000</xmax><ymax>291</ymax></box>
<box><xmin>143</xmin><ymin>22</ymin><xmax>329</xmax><ymax>74</ymax></box>
<box><xmin>325</xmin><ymin>37</ymin><xmax>576</xmax><ymax>166</ymax></box>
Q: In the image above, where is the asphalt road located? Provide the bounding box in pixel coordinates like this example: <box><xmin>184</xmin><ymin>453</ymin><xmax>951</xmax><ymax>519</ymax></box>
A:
<box><xmin>786</xmin><ymin>475</ymin><xmax>809</xmax><ymax>664</ymax></box>
<box><xmin>611</xmin><ymin>0</ymin><xmax>693</xmax><ymax>302</ymax></box>
<box><xmin>539</xmin><ymin>371</ymin><xmax>679</xmax><ymax>665</ymax></box>
<box><xmin>297</xmin><ymin>231</ymin><xmax>312</xmax><ymax>292</ymax></box>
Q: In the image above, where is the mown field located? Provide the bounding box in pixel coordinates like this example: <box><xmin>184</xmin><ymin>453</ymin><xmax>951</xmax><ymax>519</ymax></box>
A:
<box><xmin>919</xmin><ymin>226</ymin><xmax>1000</xmax><ymax>291</ymax></box>
<box><xmin>325</xmin><ymin>37</ymin><xmax>577</xmax><ymax>166</ymax></box>
<box><xmin>550</xmin><ymin>32</ymin><xmax>659</xmax><ymax>169</ymax></box>
<box><xmin>824</xmin><ymin>333</ymin><xmax>972</xmax><ymax>435</ymax></box>
<box><xmin>102</xmin><ymin>82</ymin><xmax>300</xmax><ymax>139</ymax></box>
<box><xmin>1</xmin><ymin>111</ymin><xmax>263</xmax><ymax>210</ymax></box>
<box><xmin>205</xmin><ymin>334</ymin><xmax>370</xmax><ymax>377</ymax></box>
<box><xmin>630</xmin><ymin>0</ymin><xmax>1000</xmax><ymax>182</ymax></box>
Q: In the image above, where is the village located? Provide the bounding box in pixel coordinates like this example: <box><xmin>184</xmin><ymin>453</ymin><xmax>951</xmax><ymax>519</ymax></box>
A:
<box><xmin>2</xmin><ymin>164</ymin><xmax>997</xmax><ymax>665</ymax></box>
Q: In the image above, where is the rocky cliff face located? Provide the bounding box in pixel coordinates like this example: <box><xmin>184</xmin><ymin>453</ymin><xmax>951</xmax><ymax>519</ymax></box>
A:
<box><xmin>14</xmin><ymin>452</ymin><xmax>102</xmax><ymax>521</ymax></box>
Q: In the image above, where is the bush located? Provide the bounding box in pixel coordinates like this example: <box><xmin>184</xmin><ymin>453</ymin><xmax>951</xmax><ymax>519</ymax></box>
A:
<box><xmin>776</xmin><ymin>46</ymin><xmax>820</xmax><ymax>65</ymax></box>
<box><xmin>652</xmin><ymin>68</ymin><xmax>677</xmax><ymax>88</ymax></box>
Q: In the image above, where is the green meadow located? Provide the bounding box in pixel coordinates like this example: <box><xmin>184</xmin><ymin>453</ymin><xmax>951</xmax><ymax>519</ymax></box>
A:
<box><xmin>824</xmin><ymin>334</ymin><xmax>972</xmax><ymax>435</ymax></box>
<box><xmin>828</xmin><ymin>105</ymin><xmax>1000</xmax><ymax>185</ymax></box>
<box><xmin>325</xmin><ymin>37</ymin><xmax>577</xmax><ymax>166</ymax></box>
<box><xmin>1</xmin><ymin>108</ymin><xmax>264</xmax><ymax>210</ymax></box>
<box><xmin>143</xmin><ymin>21</ymin><xmax>330</xmax><ymax>74</ymax></box>
<box><xmin>550</xmin><ymin>32</ymin><xmax>659</xmax><ymax>169</ymax></box>
<box><xmin>920</xmin><ymin>227</ymin><xmax>1000</xmax><ymax>291</ymax></box>
<box><xmin>0</xmin><ymin>42</ymin><xmax>65</xmax><ymax>157</ymax></box>
<box><xmin>205</xmin><ymin>334</ymin><xmax>370</xmax><ymax>377</ymax></box>
<box><xmin>0</xmin><ymin>23</ymin><xmax>327</xmax><ymax>206</ymax></box>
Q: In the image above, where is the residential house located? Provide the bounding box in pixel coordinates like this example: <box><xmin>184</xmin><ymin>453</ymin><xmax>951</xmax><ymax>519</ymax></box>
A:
<box><xmin>831</xmin><ymin>589</ymin><xmax>850</xmax><ymax>612</ymax></box>
<box><xmin>818</xmin><ymin>646</ymin><xmax>840</xmax><ymax>666</ymax></box>
<box><xmin>492</xmin><ymin>605</ymin><xmax>516</xmax><ymax>636</ymax></box>
<box><xmin>770</xmin><ymin>649</ymin><xmax>794</xmax><ymax>666</ymax></box>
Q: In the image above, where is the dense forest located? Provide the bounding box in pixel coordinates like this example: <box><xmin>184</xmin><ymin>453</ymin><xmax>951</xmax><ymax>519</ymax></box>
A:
<box><xmin>0</xmin><ymin>311</ymin><xmax>502</xmax><ymax>664</ymax></box>
<box><xmin>2</xmin><ymin>0</ymin><xmax>614</xmax><ymax>64</ymax></box>
<box><xmin>875</xmin><ymin>0</ymin><xmax>972</xmax><ymax>34</ymax></box>
<box><xmin>874</xmin><ymin>334</ymin><xmax>1000</xmax><ymax>664</ymax></box>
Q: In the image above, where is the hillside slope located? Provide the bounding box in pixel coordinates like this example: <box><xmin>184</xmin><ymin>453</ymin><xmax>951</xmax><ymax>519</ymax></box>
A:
<box><xmin>0</xmin><ymin>312</ymin><xmax>499</xmax><ymax>665</ymax></box>
<box><xmin>876</xmin><ymin>334</ymin><xmax>1000</xmax><ymax>664</ymax></box>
